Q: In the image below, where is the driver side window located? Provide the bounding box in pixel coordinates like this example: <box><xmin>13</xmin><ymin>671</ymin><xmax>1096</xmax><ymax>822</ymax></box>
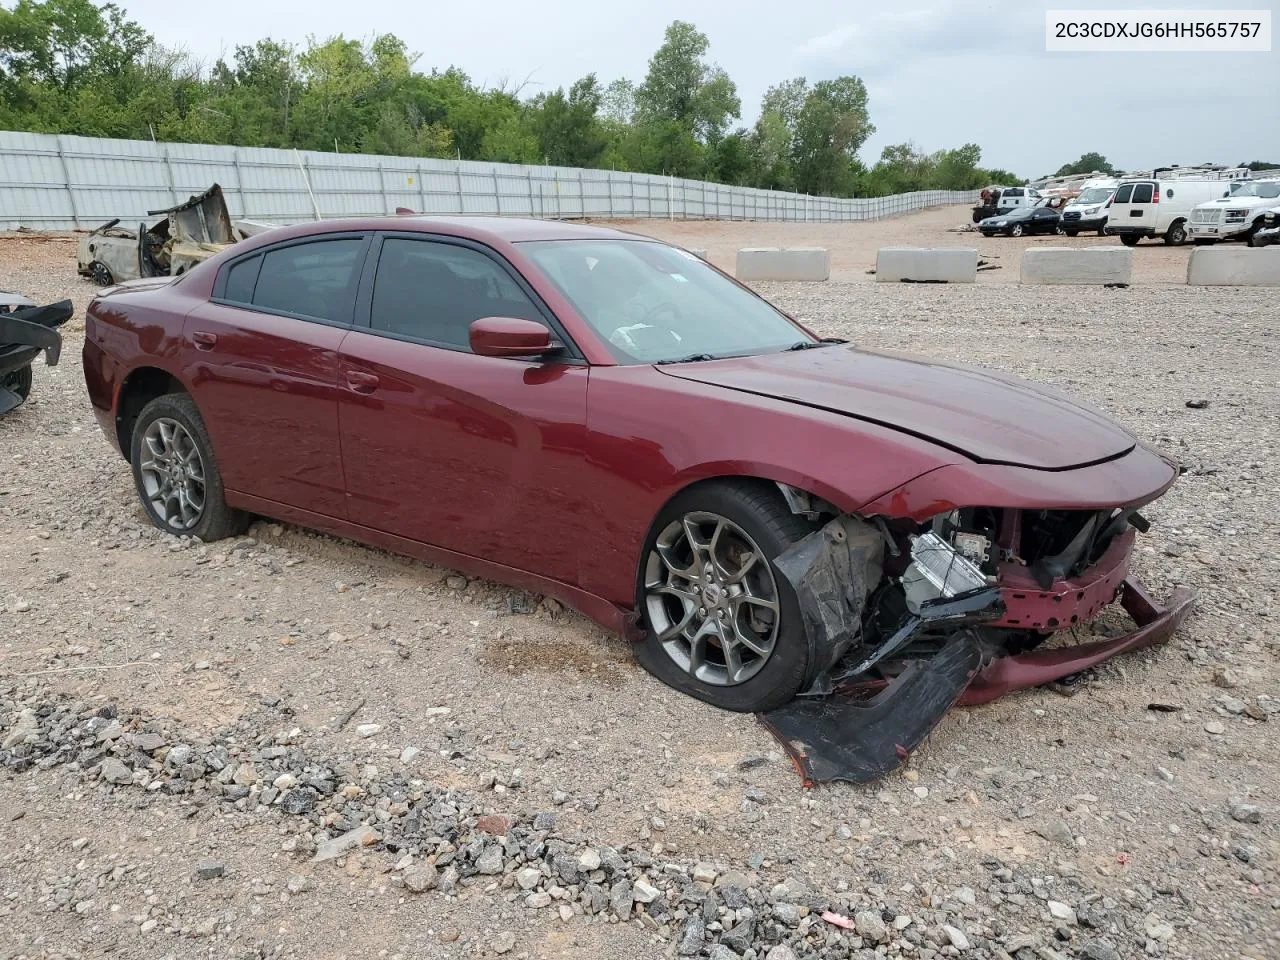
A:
<box><xmin>369</xmin><ymin>239</ymin><xmax>542</xmax><ymax>350</ymax></box>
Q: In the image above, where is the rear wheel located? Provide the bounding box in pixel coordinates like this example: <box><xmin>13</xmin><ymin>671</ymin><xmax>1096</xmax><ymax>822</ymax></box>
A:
<box><xmin>1164</xmin><ymin>221</ymin><xmax>1187</xmax><ymax>245</ymax></box>
<box><xmin>1065</xmin><ymin>230</ymin><xmax>1078</xmax><ymax>238</ymax></box>
<box><xmin>636</xmin><ymin>482</ymin><xmax>814</xmax><ymax>712</ymax></box>
<box><xmin>1</xmin><ymin>365</ymin><xmax>33</xmax><ymax>408</ymax></box>
<box><xmin>1120</xmin><ymin>234</ymin><xmax>1141</xmax><ymax>247</ymax></box>
<box><xmin>129</xmin><ymin>393</ymin><xmax>249</xmax><ymax>541</ymax></box>
<box><xmin>1097</xmin><ymin>227</ymin><xmax>1107</xmax><ymax>237</ymax></box>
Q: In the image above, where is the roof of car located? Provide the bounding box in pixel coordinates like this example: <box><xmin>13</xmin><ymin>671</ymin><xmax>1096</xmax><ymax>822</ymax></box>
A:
<box><xmin>254</xmin><ymin>215</ymin><xmax>653</xmax><ymax>245</ymax></box>
<box><xmin>405</xmin><ymin>216</ymin><xmax>647</xmax><ymax>242</ymax></box>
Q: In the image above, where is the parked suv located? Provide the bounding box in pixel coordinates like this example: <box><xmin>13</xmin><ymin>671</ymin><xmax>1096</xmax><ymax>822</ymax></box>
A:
<box><xmin>1187</xmin><ymin>180</ymin><xmax>1280</xmax><ymax>246</ymax></box>
<box><xmin>1107</xmin><ymin>179</ymin><xmax>1233</xmax><ymax>246</ymax></box>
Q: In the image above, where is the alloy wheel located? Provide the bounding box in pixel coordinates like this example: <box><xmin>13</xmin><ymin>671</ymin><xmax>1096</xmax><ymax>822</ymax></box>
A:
<box><xmin>138</xmin><ymin>417</ymin><xmax>206</xmax><ymax>530</ymax></box>
<box><xmin>643</xmin><ymin>511</ymin><xmax>780</xmax><ymax>686</ymax></box>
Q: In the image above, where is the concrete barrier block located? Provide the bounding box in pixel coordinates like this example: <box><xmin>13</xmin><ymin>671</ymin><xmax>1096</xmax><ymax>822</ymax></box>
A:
<box><xmin>735</xmin><ymin>247</ymin><xmax>830</xmax><ymax>282</ymax></box>
<box><xmin>1187</xmin><ymin>247</ymin><xmax>1280</xmax><ymax>286</ymax></box>
<box><xmin>1020</xmin><ymin>247</ymin><xmax>1133</xmax><ymax>285</ymax></box>
<box><xmin>875</xmin><ymin>247</ymin><xmax>977</xmax><ymax>283</ymax></box>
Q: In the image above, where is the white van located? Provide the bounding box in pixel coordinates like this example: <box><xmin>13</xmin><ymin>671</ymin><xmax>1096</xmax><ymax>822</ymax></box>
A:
<box><xmin>1060</xmin><ymin>179</ymin><xmax>1119</xmax><ymax>236</ymax></box>
<box><xmin>996</xmin><ymin>186</ymin><xmax>1045</xmax><ymax>210</ymax></box>
<box><xmin>1187</xmin><ymin>180</ymin><xmax>1280</xmax><ymax>245</ymax></box>
<box><xmin>1106</xmin><ymin>179</ymin><xmax>1233</xmax><ymax>246</ymax></box>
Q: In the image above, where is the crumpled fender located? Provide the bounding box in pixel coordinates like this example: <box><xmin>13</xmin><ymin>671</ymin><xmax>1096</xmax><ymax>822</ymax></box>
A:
<box><xmin>774</xmin><ymin>515</ymin><xmax>884</xmax><ymax>695</ymax></box>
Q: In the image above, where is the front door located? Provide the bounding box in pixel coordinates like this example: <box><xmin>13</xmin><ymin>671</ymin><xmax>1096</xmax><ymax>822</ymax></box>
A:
<box><xmin>337</xmin><ymin>234</ymin><xmax>589</xmax><ymax>583</ymax></box>
<box><xmin>183</xmin><ymin>234</ymin><xmax>370</xmax><ymax>517</ymax></box>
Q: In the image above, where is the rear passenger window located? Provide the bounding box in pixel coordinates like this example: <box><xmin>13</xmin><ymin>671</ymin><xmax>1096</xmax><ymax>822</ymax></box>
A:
<box><xmin>251</xmin><ymin>238</ymin><xmax>365</xmax><ymax>323</ymax></box>
<box><xmin>369</xmin><ymin>239</ymin><xmax>543</xmax><ymax>349</ymax></box>
<box><xmin>1114</xmin><ymin>184</ymin><xmax>1134</xmax><ymax>203</ymax></box>
<box><xmin>1132</xmin><ymin>183</ymin><xmax>1154</xmax><ymax>203</ymax></box>
<box><xmin>223</xmin><ymin>255</ymin><xmax>261</xmax><ymax>303</ymax></box>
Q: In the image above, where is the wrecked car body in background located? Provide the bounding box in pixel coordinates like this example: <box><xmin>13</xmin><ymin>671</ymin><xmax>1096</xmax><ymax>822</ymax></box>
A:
<box><xmin>77</xmin><ymin>184</ymin><xmax>240</xmax><ymax>286</ymax></box>
<box><xmin>1</xmin><ymin>292</ymin><xmax>73</xmax><ymax>415</ymax></box>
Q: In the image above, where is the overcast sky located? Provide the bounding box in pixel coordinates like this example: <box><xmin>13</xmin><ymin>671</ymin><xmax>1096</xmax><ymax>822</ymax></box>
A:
<box><xmin>120</xmin><ymin>0</ymin><xmax>1279</xmax><ymax>179</ymax></box>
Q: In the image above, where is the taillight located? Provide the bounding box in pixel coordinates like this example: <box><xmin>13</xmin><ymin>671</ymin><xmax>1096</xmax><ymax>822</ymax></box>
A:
<box><xmin>1152</xmin><ymin>187</ymin><xmax>1159</xmax><ymax>204</ymax></box>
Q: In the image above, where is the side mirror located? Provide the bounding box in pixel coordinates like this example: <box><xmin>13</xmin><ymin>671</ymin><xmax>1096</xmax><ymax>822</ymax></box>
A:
<box><xmin>469</xmin><ymin>316</ymin><xmax>560</xmax><ymax>358</ymax></box>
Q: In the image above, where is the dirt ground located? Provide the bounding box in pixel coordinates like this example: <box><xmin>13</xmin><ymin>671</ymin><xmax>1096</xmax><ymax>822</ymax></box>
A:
<box><xmin>1</xmin><ymin>211</ymin><xmax>1276</xmax><ymax>960</ymax></box>
<box><xmin>625</xmin><ymin>205</ymin><xmax>1195</xmax><ymax>283</ymax></box>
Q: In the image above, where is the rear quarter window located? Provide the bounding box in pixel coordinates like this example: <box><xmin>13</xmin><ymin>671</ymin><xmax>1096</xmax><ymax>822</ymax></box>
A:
<box><xmin>223</xmin><ymin>255</ymin><xmax>261</xmax><ymax>303</ymax></box>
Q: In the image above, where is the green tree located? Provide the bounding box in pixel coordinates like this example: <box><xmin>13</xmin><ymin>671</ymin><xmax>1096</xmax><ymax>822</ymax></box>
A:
<box><xmin>1054</xmin><ymin>152</ymin><xmax>1116</xmax><ymax>177</ymax></box>
<box><xmin>530</xmin><ymin>75</ymin><xmax>606</xmax><ymax>167</ymax></box>
<box><xmin>636</xmin><ymin>20</ymin><xmax>739</xmax><ymax>144</ymax></box>
<box><xmin>792</xmin><ymin>76</ymin><xmax>873</xmax><ymax>195</ymax></box>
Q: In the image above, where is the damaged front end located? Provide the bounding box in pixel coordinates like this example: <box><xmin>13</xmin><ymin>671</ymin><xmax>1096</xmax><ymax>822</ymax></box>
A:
<box><xmin>762</xmin><ymin>493</ymin><xmax>1195</xmax><ymax>785</ymax></box>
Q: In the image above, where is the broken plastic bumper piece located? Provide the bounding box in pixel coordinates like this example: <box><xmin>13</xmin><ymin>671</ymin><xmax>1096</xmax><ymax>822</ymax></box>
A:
<box><xmin>760</xmin><ymin>577</ymin><xmax>1195</xmax><ymax>785</ymax></box>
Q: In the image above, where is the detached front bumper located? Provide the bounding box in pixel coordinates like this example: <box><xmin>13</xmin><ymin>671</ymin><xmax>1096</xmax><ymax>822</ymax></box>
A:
<box><xmin>960</xmin><ymin>577</ymin><xmax>1196</xmax><ymax>706</ymax></box>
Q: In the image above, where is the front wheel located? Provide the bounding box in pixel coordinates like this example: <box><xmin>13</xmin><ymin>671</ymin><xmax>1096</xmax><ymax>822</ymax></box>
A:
<box><xmin>1120</xmin><ymin>234</ymin><xmax>1141</xmax><ymax>247</ymax></box>
<box><xmin>1164</xmin><ymin>222</ymin><xmax>1187</xmax><ymax>245</ymax></box>
<box><xmin>90</xmin><ymin>262</ymin><xmax>113</xmax><ymax>286</ymax></box>
<box><xmin>1010</xmin><ymin>224</ymin><xmax>1024</xmax><ymax>237</ymax></box>
<box><xmin>1054</xmin><ymin>225</ymin><xmax>1066</xmax><ymax>235</ymax></box>
<box><xmin>636</xmin><ymin>483</ymin><xmax>814</xmax><ymax>712</ymax></box>
<box><xmin>130</xmin><ymin>393</ymin><xmax>249</xmax><ymax>541</ymax></box>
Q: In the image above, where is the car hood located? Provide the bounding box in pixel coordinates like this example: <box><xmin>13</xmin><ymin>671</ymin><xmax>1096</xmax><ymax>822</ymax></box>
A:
<box><xmin>656</xmin><ymin>345</ymin><xmax>1136</xmax><ymax>470</ymax></box>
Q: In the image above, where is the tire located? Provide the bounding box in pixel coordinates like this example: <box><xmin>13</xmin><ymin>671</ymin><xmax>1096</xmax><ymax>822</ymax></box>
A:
<box><xmin>1097</xmin><ymin>227</ymin><xmax>1107</xmax><ymax>237</ymax></box>
<box><xmin>1</xmin><ymin>365</ymin><xmax>33</xmax><ymax>408</ymax></box>
<box><xmin>1246</xmin><ymin>222</ymin><xmax>1264</xmax><ymax>247</ymax></box>
<box><xmin>1054</xmin><ymin>225</ymin><xmax>1066</xmax><ymax>235</ymax></box>
<box><xmin>1065</xmin><ymin>230</ymin><xmax>1078</xmax><ymax>238</ymax></box>
<box><xmin>980</xmin><ymin>231</ymin><xmax>994</xmax><ymax>238</ymax></box>
<box><xmin>1120</xmin><ymin>234</ymin><xmax>1141</xmax><ymax>247</ymax></box>
<box><xmin>635</xmin><ymin>481</ymin><xmax>815</xmax><ymax>712</ymax></box>
<box><xmin>1010</xmin><ymin>224</ymin><xmax>1024</xmax><ymax>237</ymax></box>
<box><xmin>1164</xmin><ymin>221</ymin><xmax>1187</xmax><ymax>246</ymax></box>
<box><xmin>1193</xmin><ymin>238</ymin><xmax>1217</xmax><ymax>246</ymax></box>
<box><xmin>90</xmin><ymin>262</ymin><xmax>113</xmax><ymax>286</ymax></box>
<box><xmin>129</xmin><ymin>392</ymin><xmax>249</xmax><ymax>542</ymax></box>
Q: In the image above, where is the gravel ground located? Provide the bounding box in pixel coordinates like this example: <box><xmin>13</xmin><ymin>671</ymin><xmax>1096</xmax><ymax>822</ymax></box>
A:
<box><xmin>1</xmin><ymin>224</ymin><xmax>1277</xmax><ymax>960</ymax></box>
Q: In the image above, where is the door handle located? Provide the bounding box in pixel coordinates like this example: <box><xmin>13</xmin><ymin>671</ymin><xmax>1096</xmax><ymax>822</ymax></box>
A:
<box><xmin>345</xmin><ymin>370</ymin><xmax>380</xmax><ymax>394</ymax></box>
<box><xmin>192</xmin><ymin>331</ymin><xmax>218</xmax><ymax>350</ymax></box>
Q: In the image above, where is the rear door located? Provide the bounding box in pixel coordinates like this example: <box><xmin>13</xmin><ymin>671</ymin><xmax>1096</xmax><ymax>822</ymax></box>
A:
<box><xmin>1113</xmin><ymin>181</ymin><xmax>1156</xmax><ymax>231</ymax></box>
<box><xmin>183</xmin><ymin>233</ymin><xmax>370</xmax><ymax>517</ymax></box>
<box><xmin>1000</xmin><ymin>187</ymin><xmax>1023</xmax><ymax>209</ymax></box>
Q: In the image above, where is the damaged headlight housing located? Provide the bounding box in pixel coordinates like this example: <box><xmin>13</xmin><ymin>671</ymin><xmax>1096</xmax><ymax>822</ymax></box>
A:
<box><xmin>901</xmin><ymin>531</ymin><xmax>991</xmax><ymax>613</ymax></box>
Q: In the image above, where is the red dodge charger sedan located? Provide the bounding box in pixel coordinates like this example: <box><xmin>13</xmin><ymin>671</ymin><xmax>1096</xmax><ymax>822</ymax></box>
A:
<box><xmin>83</xmin><ymin>216</ymin><xmax>1193</xmax><ymax>780</ymax></box>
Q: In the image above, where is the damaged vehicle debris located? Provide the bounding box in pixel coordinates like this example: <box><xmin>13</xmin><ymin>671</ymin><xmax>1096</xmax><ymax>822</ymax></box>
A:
<box><xmin>1</xmin><ymin>292</ymin><xmax>73</xmax><ymax>414</ymax></box>
<box><xmin>76</xmin><ymin>184</ymin><xmax>243</xmax><ymax>286</ymax></box>
<box><xmin>81</xmin><ymin>216</ymin><xmax>1194</xmax><ymax>784</ymax></box>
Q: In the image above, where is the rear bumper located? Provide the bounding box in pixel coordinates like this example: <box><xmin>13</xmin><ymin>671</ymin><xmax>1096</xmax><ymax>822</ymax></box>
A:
<box><xmin>960</xmin><ymin>578</ymin><xmax>1196</xmax><ymax>706</ymax></box>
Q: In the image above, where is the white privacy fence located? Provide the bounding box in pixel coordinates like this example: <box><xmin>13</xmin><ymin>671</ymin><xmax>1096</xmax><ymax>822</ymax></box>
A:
<box><xmin>0</xmin><ymin>131</ymin><xmax>977</xmax><ymax>231</ymax></box>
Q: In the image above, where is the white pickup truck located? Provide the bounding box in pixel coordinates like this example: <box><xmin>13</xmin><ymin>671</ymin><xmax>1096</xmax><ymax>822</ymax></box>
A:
<box><xmin>1187</xmin><ymin>180</ymin><xmax>1280</xmax><ymax>246</ymax></box>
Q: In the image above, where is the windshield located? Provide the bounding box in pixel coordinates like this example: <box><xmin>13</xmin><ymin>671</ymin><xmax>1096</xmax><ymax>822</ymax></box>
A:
<box><xmin>520</xmin><ymin>240</ymin><xmax>808</xmax><ymax>364</ymax></box>
<box><xmin>1076</xmin><ymin>187</ymin><xmax>1113</xmax><ymax>204</ymax></box>
<box><xmin>1228</xmin><ymin>181</ymin><xmax>1280</xmax><ymax>199</ymax></box>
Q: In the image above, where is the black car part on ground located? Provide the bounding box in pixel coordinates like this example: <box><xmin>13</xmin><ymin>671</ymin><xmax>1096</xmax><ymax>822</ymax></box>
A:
<box><xmin>760</xmin><ymin>629</ymin><xmax>987</xmax><ymax>784</ymax></box>
<box><xmin>0</xmin><ymin>299</ymin><xmax>74</xmax><ymax>414</ymax></box>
